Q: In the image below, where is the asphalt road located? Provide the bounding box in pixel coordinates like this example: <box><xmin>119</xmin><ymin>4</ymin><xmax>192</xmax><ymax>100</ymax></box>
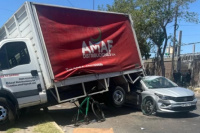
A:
<box><xmin>3</xmin><ymin>94</ymin><xmax>199</xmax><ymax>133</ymax></box>
<box><xmin>48</xmin><ymin>94</ymin><xmax>200</xmax><ymax>133</ymax></box>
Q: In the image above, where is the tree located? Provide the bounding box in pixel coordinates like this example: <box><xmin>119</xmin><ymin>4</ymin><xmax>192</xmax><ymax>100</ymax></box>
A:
<box><xmin>137</xmin><ymin>0</ymin><xmax>199</xmax><ymax>76</ymax></box>
<box><xmin>98</xmin><ymin>0</ymin><xmax>152</xmax><ymax>60</ymax></box>
<box><xmin>99</xmin><ymin>0</ymin><xmax>199</xmax><ymax>76</ymax></box>
<box><xmin>137</xmin><ymin>0</ymin><xmax>174</xmax><ymax>76</ymax></box>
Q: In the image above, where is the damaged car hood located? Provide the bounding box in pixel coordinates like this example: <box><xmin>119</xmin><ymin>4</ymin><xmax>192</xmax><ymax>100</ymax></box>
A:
<box><xmin>152</xmin><ymin>87</ymin><xmax>194</xmax><ymax>97</ymax></box>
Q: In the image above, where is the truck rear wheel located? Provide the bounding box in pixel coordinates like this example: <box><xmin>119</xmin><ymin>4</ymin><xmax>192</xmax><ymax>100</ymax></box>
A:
<box><xmin>0</xmin><ymin>97</ymin><xmax>16</xmax><ymax>130</ymax></box>
<box><xmin>105</xmin><ymin>86</ymin><xmax>126</xmax><ymax>108</ymax></box>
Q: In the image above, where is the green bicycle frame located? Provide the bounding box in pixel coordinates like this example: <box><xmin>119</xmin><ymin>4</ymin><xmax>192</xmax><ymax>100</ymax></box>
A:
<box><xmin>76</xmin><ymin>96</ymin><xmax>91</xmax><ymax>121</ymax></box>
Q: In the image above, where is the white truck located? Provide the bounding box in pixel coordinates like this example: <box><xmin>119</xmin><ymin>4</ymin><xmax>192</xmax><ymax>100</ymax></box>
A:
<box><xmin>0</xmin><ymin>2</ymin><xmax>143</xmax><ymax>128</ymax></box>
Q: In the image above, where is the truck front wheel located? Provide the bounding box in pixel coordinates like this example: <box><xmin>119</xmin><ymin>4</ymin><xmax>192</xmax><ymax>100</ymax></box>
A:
<box><xmin>0</xmin><ymin>97</ymin><xmax>16</xmax><ymax>130</ymax></box>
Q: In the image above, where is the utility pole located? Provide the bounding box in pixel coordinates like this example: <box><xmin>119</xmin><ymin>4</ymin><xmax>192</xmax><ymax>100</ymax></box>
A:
<box><xmin>193</xmin><ymin>44</ymin><xmax>195</xmax><ymax>54</ymax></box>
<box><xmin>93</xmin><ymin>0</ymin><xmax>94</xmax><ymax>10</ymax></box>
<box><xmin>171</xmin><ymin>4</ymin><xmax>179</xmax><ymax>79</ymax></box>
<box><xmin>177</xmin><ymin>30</ymin><xmax>182</xmax><ymax>71</ymax></box>
<box><xmin>168</xmin><ymin>42</ymin><xmax>171</xmax><ymax>58</ymax></box>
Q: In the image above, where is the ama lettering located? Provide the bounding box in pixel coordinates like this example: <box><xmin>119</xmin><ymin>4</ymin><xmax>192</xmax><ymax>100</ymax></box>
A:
<box><xmin>82</xmin><ymin>40</ymin><xmax>113</xmax><ymax>55</ymax></box>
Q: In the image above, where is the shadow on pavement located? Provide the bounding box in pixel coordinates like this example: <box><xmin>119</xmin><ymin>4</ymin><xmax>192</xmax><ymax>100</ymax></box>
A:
<box><xmin>2</xmin><ymin>104</ymin><xmax>139</xmax><ymax>131</ymax></box>
<box><xmin>48</xmin><ymin>105</ymin><xmax>139</xmax><ymax>127</ymax></box>
<box><xmin>5</xmin><ymin>102</ymin><xmax>199</xmax><ymax>131</ymax></box>
<box><xmin>156</xmin><ymin>112</ymin><xmax>200</xmax><ymax>119</ymax></box>
<box><xmin>49</xmin><ymin>103</ymin><xmax>200</xmax><ymax>127</ymax></box>
<box><xmin>2</xmin><ymin>111</ymin><xmax>53</xmax><ymax>132</ymax></box>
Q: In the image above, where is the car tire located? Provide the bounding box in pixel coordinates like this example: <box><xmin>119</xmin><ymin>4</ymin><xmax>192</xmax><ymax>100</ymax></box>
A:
<box><xmin>141</xmin><ymin>97</ymin><xmax>156</xmax><ymax>116</ymax></box>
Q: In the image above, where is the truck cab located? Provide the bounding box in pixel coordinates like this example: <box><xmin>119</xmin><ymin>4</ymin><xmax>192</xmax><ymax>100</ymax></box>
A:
<box><xmin>0</xmin><ymin>38</ymin><xmax>47</xmax><ymax>109</ymax></box>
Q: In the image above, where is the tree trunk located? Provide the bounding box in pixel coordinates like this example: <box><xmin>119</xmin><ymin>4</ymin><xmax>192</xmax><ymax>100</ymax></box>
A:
<box><xmin>157</xmin><ymin>47</ymin><xmax>165</xmax><ymax>77</ymax></box>
<box><xmin>160</xmin><ymin>54</ymin><xmax>165</xmax><ymax>76</ymax></box>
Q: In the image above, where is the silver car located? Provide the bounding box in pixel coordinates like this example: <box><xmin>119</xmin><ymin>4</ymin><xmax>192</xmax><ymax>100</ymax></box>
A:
<box><xmin>126</xmin><ymin>76</ymin><xmax>197</xmax><ymax>115</ymax></box>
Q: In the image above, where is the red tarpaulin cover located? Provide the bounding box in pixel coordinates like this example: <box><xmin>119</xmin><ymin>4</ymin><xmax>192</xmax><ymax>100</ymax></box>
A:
<box><xmin>35</xmin><ymin>5</ymin><xmax>142</xmax><ymax>82</ymax></box>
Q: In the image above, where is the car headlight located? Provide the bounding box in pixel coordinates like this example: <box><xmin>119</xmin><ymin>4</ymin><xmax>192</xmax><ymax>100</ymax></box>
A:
<box><xmin>155</xmin><ymin>93</ymin><xmax>173</xmax><ymax>100</ymax></box>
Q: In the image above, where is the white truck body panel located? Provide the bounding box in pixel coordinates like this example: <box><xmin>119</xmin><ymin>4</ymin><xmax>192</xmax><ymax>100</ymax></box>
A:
<box><xmin>0</xmin><ymin>2</ymin><xmax>53</xmax><ymax>89</ymax></box>
<box><xmin>0</xmin><ymin>2</ymin><xmax>143</xmax><ymax>90</ymax></box>
<box><xmin>0</xmin><ymin>2</ymin><xmax>143</xmax><ymax>108</ymax></box>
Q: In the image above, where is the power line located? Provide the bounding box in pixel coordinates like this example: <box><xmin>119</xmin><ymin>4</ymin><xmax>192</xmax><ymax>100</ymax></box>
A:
<box><xmin>181</xmin><ymin>42</ymin><xmax>200</xmax><ymax>46</ymax></box>
<box><xmin>182</xmin><ymin>34</ymin><xmax>200</xmax><ymax>36</ymax></box>
<box><xmin>66</xmin><ymin>0</ymin><xmax>74</xmax><ymax>7</ymax></box>
<box><xmin>179</xmin><ymin>24</ymin><xmax>199</xmax><ymax>26</ymax></box>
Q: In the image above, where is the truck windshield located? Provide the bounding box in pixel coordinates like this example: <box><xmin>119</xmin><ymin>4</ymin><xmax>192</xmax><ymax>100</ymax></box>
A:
<box><xmin>142</xmin><ymin>76</ymin><xmax>178</xmax><ymax>89</ymax></box>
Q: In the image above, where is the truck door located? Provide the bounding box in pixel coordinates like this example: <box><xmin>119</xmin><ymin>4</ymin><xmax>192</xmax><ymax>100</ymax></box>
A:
<box><xmin>0</xmin><ymin>39</ymin><xmax>46</xmax><ymax>108</ymax></box>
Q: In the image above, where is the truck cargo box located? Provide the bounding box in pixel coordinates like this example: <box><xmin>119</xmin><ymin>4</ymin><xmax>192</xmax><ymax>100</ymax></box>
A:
<box><xmin>0</xmin><ymin>2</ymin><xmax>143</xmax><ymax>89</ymax></box>
<box><xmin>34</xmin><ymin>4</ymin><xmax>142</xmax><ymax>81</ymax></box>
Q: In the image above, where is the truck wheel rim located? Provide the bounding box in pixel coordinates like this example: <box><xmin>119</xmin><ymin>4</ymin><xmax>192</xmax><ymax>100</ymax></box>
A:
<box><xmin>113</xmin><ymin>90</ymin><xmax>124</xmax><ymax>104</ymax></box>
<box><xmin>0</xmin><ymin>106</ymin><xmax>7</xmax><ymax>121</ymax></box>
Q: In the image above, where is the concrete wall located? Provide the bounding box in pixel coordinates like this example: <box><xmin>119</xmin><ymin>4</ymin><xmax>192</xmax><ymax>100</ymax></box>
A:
<box><xmin>143</xmin><ymin>56</ymin><xmax>200</xmax><ymax>87</ymax></box>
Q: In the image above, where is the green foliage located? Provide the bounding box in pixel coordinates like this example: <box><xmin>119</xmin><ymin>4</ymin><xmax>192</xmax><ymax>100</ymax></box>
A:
<box><xmin>98</xmin><ymin>0</ymin><xmax>152</xmax><ymax>59</ymax></box>
<box><xmin>137</xmin><ymin>0</ymin><xmax>199</xmax><ymax>52</ymax></box>
<box><xmin>98</xmin><ymin>0</ymin><xmax>199</xmax><ymax>62</ymax></box>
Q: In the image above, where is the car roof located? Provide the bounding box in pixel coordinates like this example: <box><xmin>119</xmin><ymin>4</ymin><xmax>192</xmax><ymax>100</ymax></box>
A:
<box><xmin>142</xmin><ymin>76</ymin><xmax>163</xmax><ymax>80</ymax></box>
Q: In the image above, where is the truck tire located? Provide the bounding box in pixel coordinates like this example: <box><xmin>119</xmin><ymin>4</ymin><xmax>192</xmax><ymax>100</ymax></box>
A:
<box><xmin>0</xmin><ymin>97</ymin><xmax>16</xmax><ymax>130</ymax></box>
<box><xmin>106</xmin><ymin>86</ymin><xmax>126</xmax><ymax>108</ymax></box>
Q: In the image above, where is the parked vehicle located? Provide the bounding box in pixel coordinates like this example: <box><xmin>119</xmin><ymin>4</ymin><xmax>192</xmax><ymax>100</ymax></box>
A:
<box><xmin>0</xmin><ymin>1</ymin><xmax>143</xmax><ymax>128</ymax></box>
<box><xmin>125</xmin><ymin>76</ymin><xmax>197</xmax><ymax>115</ymax></box>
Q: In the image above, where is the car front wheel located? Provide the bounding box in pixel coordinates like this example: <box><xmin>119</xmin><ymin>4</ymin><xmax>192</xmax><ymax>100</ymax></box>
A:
<box><xmin>141</xmin><ymin>97</ymin><xmax>156</xmax><ymax>115</ymax></box>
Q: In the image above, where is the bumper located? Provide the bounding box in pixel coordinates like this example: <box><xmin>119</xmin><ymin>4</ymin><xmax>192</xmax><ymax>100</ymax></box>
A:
<box><xmin>156</xmin><ymin>98</ymin><xmax>197</xmax><ymax>113</ymax></box>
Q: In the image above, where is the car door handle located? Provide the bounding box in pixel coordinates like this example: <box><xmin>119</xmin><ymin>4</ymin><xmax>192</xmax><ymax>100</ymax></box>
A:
<box><xmin>31</xmin><ymin>70</ymin><xmax>38</xmax><ymax>76</ymax></box>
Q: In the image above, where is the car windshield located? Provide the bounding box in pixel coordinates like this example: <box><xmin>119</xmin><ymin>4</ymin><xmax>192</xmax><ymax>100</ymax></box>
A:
<box><xmin>142</xmin><ymin>76</ymin><xmax>178</xmax><ymax>89</ymax></box>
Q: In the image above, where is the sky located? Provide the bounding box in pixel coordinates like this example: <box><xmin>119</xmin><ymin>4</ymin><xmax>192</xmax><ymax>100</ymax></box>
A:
<box><xmin>0</xmin><ymin>0</ymin><xmax>200</xmax><ymax>55</ymax></box>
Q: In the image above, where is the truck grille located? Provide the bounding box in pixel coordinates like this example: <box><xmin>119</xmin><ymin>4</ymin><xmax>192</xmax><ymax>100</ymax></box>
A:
<box><xmin>173</xmin><ymin>96</ymin><xmax>194</xmax><ymax>102</ymax></box>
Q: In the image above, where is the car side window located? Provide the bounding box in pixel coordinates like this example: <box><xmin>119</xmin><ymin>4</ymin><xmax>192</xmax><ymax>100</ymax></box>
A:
<box><xmin>0</xmin><ymin>42</ymin><xmax>30</xmax><ymax>70</ymax></box>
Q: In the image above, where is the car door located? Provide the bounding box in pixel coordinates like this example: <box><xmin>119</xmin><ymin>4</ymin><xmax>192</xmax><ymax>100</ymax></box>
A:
<box><xmin>0</xmin><ymin>39</ymin><xmax>45</xmax><ymax>108</ymax></box>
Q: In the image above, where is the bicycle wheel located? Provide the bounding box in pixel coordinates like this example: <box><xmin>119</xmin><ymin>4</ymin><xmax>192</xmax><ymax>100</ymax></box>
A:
<box><xmin>92</xmin><ymin>101</ymin><xmax>105</xmax><ymax>122</ymax></box>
